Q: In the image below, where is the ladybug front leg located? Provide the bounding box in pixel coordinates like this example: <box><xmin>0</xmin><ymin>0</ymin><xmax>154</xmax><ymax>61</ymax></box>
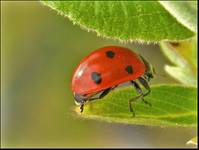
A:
<box><xmin>73</xmin><ymin>93</ymin><xmax>89</xmax><ymax>113</ymax></box>
<box><xmin>80</xmin><ymin>104</ymin><xmax>84</xmax><ymax>113</ymax></box>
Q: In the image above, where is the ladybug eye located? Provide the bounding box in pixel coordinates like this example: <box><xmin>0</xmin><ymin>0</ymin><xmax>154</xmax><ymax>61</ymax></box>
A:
<box><xmin>125</xmin><ymin>65</ymin><xmax>133</xmax><ymax>74</ymax></box>
<box><xmin>91</xmin><ymin>72</ymin><xmax>102</xmax><ymax>84</ymax></box>
<box><xmin>106</xmin><ymin>51</ymin><xmax>115</xmax><ymax>58</ymax></box>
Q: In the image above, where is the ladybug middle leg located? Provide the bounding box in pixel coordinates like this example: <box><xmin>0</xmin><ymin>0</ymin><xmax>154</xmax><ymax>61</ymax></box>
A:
<box><xmin>138</xmin><ymin>76</ymin><xmax>152</xmax><ymax>107</ymax></box>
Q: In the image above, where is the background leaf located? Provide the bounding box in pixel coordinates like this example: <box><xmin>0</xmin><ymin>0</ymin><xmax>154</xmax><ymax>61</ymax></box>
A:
<box><xmin>159</xmin><ymin>1</ymin><xmax>197</xmax><ymax>32</ymax></box>
<box><xmin>160</xmin><ymin>37</ymin><xmax>197</xmax><ymax>86</ymax></box>
<box><xmin>41</xmin><ymin>1</ymin><xmax>195</xmax><ymax>42</ymax></box>
<box><xmin>75</xmin><ymin>85</ymin><xmax>197</xmax><ymax>127</ymax></box>
<box><xmin>187</xmin><ymin>136</ymin><xmax>198</xmax><ymax>146</ymax></box>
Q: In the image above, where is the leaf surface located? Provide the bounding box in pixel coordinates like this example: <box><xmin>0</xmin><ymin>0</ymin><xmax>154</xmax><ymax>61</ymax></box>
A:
<box><xmin>41</xmin><ymin>1</ymin><xmax>195</xmax><ymax>42</ymax></box>
<box><xmin>160</xmin><ymin>38</ymin><xmax>197</xmax><ymax>86</ymax></box>
<box><xmin>75</xmin><ymin>85</ymin><xmax>197</xmax><ymax>127</ymax></box>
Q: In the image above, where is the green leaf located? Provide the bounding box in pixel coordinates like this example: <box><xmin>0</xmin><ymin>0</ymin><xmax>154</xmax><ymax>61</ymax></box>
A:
<box><xmin>41</xmin><ymin>1</ymin><xmax>195</xmax><ymax>42</ymax></box>
<box><xmin>74</xmin><ymin>85</ymin><xmax>197</xmax><ymax>127</ymax></box>
<box><xmin>160</xmin><ymin>37</ymin><xmax>197</xmax><ymax>86</ymax></box>
<box><xmin>159</xmin><ymin>1</ymin><xmax>197</xmax><ymax>32</ymax></box>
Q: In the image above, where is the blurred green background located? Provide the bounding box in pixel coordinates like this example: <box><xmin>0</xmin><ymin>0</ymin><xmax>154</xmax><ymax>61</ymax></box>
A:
<box><xmin>1</xmin><ymin>1</ymin><xmax>196</xmax><ymax>148</ymax></box>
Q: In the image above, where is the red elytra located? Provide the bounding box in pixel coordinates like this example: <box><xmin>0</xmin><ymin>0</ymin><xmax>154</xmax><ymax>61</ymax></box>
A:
<box><xmin>71</xmin><ymin>46</ymin><xmax>154</xmax><ymax>115</ymax></box>
<box><xmin>72</xmin><ymin>46</ymin><xmax>146</xmax><ymax>95</ymax></box>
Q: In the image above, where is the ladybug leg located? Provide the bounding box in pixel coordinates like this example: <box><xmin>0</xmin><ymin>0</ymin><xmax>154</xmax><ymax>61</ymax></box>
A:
<box><xmin>74</xmin><ymin>87</ymin><xmax>115</xmax><ymax>113</ymax></box>
<box><xmin>128</xmin><ymin>94</ymin><xmax>143</xmax><ymax>117</ymax></box>
<box><xmin>80</xmin><ymin>104</ymin><xmax>84</xmax><ymax>113</ymax></box>
<box><xmin>89</xmin><ymin>87</ymin><xmax>112</xmax><ymax>101</ymax></box>
<box><xmin>74</xmin><ymin>93</ymin><xmax>90</xmax><ymax>113</ymax></box>
<box><xmin>98</xmin><ymin>88</ymin><xmax>112</xmax><ymax>99</ymax></box>
<box><xmin>138</xmin><ymin>77</ymin><xmax>152</xmax><ymax>107</ymax></box>
<box><xmin>129</xmin><ymin>80</ymin><xmax>151</xmax><ymax>116</ymax></box>
<box><xmin>129</xmin><ymin>81</ymin><xmax>144</xmax><ymax>116</ymax></box>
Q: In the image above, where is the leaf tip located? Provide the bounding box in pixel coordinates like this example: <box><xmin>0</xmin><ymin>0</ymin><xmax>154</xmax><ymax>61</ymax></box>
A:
<box><xmin>186</xmin><ymin>136</ymin><xmax>197</xmax><ymax>146</ymax></box>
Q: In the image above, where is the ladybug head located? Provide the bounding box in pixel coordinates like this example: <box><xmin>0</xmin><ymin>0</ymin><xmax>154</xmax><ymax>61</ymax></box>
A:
<box><xmin>139</xmin><ymin>54</ymin><xmax>155</xmax><ymax>81</ymax></box>
<box><xmin>145</xmin><ymin>64</ymin><xmax>155</xmax><ymax>80</ymax></box>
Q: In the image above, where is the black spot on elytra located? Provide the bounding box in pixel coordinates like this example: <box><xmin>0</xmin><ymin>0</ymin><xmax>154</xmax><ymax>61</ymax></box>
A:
<box><xmin>125</xmin><ymin>65</ymin><xmax>133</xmax><ymax>74</ymax></box>
<box><xmin>106</xmin><ymin>51</ymin><xmax>115</xmax><ymax>58</ymax></box>
<box><xmin>91</xmin><ymin>72</ymin><xmax>102</xmax><ymax>84</ymax></box>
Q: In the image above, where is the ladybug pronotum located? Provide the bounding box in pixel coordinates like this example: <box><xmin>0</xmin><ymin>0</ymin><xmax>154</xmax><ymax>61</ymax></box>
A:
<box><xmin>71</xmin><ymin>46</ymin><xmax>155</xmax><ymax>116</ymax></box>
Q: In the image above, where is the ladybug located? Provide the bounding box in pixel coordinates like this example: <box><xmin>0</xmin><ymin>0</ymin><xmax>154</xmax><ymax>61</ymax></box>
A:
<box><xmin>71</xmin><ymin>46</ymin><xmax>155</xmax><ymax>116</ymax></box>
